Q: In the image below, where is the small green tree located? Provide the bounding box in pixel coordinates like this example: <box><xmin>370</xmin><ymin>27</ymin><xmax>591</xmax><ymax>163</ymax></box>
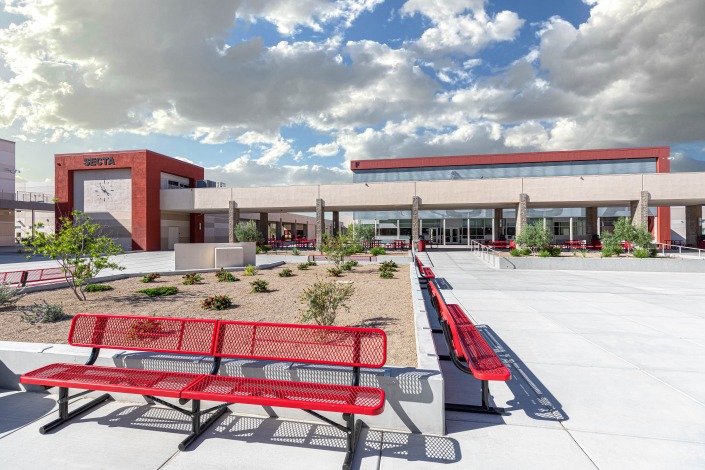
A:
<box><xmin>611</xmin><ymin>217</ymin><xmax>653</xmax><ymax>254</ymax></box>
<box><xmin>348</xmin><ymin>223</ymin><xmax>375</xmax><ymax>249</ymax></box>
<box><xmin>24</xmin><ymin>211</ymin><xmax>124</xmax><ymax>301</ymax></box>
<box><xmin>233</xmin><ymin>220</ymin><xmax>264</xmax><ymax>243</ymax></box>
<box><xmin>321</xmin><ymin>233</ymin><xmax>355</xmax><ymax>273</ymax></box>
<box><xmin>515</xmin><ymin>221</ymin><xmax>553</xmax><ymax>255</ymax></box>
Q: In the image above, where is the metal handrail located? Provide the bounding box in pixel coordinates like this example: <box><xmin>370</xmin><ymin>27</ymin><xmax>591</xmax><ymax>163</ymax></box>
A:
<box><xmin>655</xmin><ymin>242</ymin><xmax>705</xmax><ymax>259</ymax></box>
<box><xmin>469</xmin><ymin>240</ymin><xmax>502</xmax><ymax>256</ymax></box>
<box><xmin>0</xmin><ymin>190</ymin><xmax>54</xmax><ymax>203</ymax></box>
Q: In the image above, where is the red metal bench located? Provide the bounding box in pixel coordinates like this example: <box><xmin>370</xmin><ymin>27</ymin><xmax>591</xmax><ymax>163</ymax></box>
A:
<box><xmin>20</xmin><ymin>314</ymin><xmax>386</xmax><ymax>469</ymax></box>
<box><xmin>427</xmin><ymin>280</ymin><xmax>510</xmax><ymax>414</ymax></box>
<box><xmin>414</xmin><ymin>255</ymin><xmax>435</xmax><ymax>286</ymax></box>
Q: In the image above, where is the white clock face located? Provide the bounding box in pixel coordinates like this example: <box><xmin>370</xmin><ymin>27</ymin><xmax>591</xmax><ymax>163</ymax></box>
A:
<box><xmin>84</xmin><ymin>178</ymin><xmax>131</xmax><ymax>212</ymax></box>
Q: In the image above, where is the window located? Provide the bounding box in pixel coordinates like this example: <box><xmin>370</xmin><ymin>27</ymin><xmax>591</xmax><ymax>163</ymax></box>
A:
<box><xmin>553</xmin><ymin>221</ymin><xmax>570</xmax><ymax>236</ymax></box>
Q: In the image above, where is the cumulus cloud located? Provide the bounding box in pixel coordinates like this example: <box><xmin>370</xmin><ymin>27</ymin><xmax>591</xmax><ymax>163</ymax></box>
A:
<box><xmin>207</xmin><ymin>155</ymin><xmax>350</xmax><ymax>187</ymax></box>
<box><xmin>2</xmin><ymin>0</ymin><xmax>705</xmax><ymax>187</ymax></box>
<box><xmin>401</xmin><ymin>0</ymin><xmax>524</xmax><ymax>56</ymax></box>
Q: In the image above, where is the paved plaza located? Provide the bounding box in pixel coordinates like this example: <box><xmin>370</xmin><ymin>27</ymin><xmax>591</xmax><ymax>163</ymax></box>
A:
<box><xmin>1</xmin><ymin>251</ymin><xmax>704</xmax><ymax>469</ymax></box>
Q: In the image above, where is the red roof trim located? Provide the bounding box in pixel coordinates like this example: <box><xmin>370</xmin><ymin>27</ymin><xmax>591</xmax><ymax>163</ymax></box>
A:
<box><xmin>350</xmin><ymin>147</ymin><xmax>671</xmax><ymax>172</ymax></box>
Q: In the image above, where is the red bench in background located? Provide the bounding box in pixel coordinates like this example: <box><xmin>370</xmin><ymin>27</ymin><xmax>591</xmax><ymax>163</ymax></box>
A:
<box><xmin>414</xmin><ymin>255</ymin><xmax>435</xmax><ymax>287</ymax></box>
<box><xmin>21</xmin><ymin>314</ymin><xmax>387</xmax><ymax>470</ymax></box>
<box><xmin>427</xmin><ymin>280</ymin><xmax>510</xmax><ymax>414</ymax></box>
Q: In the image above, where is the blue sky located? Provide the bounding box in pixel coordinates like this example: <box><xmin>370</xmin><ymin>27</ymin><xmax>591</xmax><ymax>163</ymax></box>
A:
<box><xmin>0</xmin><ymin>0</ymin><xmax>703</xmax><ymax>186</ymax></box>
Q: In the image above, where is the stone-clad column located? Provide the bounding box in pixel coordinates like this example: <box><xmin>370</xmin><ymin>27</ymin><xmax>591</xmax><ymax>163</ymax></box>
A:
<box><xmin>228</xmin><ymin>201</ymin><xmax>240</xmax><ymax>242</ymax></box>
<box><xmin>515</xmin><ymin>194</ymin><xmax>529</xmax><ymax>238</ymax></box>
<box><xmin>631</xmin><ymin>191</ymin><xmax>650</xmax><ymax>228</ymax></box>
<box><xmin>316</xmin><ymin>199</ymin><xmax>325</xmax><ymax>250</ymax></box>
<box><xmin>685</xmin><ymin>205</ymin><xmax>701</xmax><ymax>247</ymax></box>
<box><xmin>492</xmin><ymin>208</ymin><xmax>503</xmax><ymax>241</ymax></box>
<box><xmin>585</xmin><ymin>206</ymin><xmax>598</xmax><ymax>241</ymax></box>
<box><xmin>332</xmin><ymin>211</ymin><xmax>340</xmax><ymax>236</ymax></box>
<box><xmin>258</xmin><ymin>212</ymin><xmax>269</xmax><ymax>240</ymax></box>
<box><xmin>411</xmin><ymin>196</ymin><xmax>421</xmax><ymax>247</ymax></box>
<box><xmin>275</xmin><ymin>220</ymin><xmax>283</xmax><ymax>240</ymax></box>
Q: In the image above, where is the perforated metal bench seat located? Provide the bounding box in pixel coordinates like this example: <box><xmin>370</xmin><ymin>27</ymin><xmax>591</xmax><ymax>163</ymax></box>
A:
<box><xmin>21</xmin><ymin>363</ymin><xmax>202</xmax><ymax>398</ymax></box>
<box><xmin>182</xmin><ymin>375</ymin><xmax>385</xmax><ymax>416</ymax></box>
<box><xmin>446</xmin><ymin>305</ymin><xmax>510</xmax><ymax>382</ymax></box>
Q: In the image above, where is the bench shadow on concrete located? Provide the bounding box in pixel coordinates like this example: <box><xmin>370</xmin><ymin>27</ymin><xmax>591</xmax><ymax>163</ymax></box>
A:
<box><xmin>0</xmin><ymin>390</ymin><xmax>56</xmax><ymax>435</ymax></box>
<box><xmin>476</xmin><ymin>325</ymin><xmax>568</xmax><ymax>423</ymax></box>
<box><xmin>81</xmin><ymin>404</ymin><xmax>461</xmax><ymax>465</ymax></box>
<box><xmin>114</xmin><ymin>353</ymin><xmax>441</xmax><ymax>436</ymax></box>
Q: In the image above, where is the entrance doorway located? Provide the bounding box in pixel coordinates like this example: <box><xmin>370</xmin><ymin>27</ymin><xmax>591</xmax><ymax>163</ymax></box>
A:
<box><xmin>445</xmin><ymin>228</ymin><xmax>460</xmax><ymax>244</ymax></box>
<box><xmin>167</xmin><ymin>226</ymin><xmax>179</xmax><ymax>250</ymax></box>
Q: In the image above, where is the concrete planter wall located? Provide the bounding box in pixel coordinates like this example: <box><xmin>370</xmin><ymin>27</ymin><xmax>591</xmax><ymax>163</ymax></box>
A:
<box><xmin>174</xmin><ymin>242</ymin><xmax>256</xmax><ymax>270</ymax></box>
<box><xmin>478</xmin><ymin>253</ymin><xmax>705</xmax><ymax>272</ymax></box>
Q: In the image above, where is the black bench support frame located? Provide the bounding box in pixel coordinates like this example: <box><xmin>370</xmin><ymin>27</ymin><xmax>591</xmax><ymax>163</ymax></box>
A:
<box><xmin>439</xmin><ymin>319</ymin><xmax>505</xmax><ymax>415</ymax></box>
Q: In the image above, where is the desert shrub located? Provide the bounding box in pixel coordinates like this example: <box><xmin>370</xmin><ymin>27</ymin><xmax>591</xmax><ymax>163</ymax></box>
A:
<box><xmin>307</xmin><ymin>260</ymin><xmax>317</xmax><ymax>266</ymax></box>
<box><xmin>256</xmin><ymin>246</ymin><xmax>262</xmax><ymax>254</ymax></box>
<box><xmin>349</xmin><ymin>260</ymin><xmax>359</xmax><ymax>267</ymax></box>
<box><xmin>327</xmin><ymin>267</ymin><xmax>342</xmax><ymax>277</ymax></box>
<box><xmin>84</xmin><ymin>284</ymin><xmax>113</xmax><ymax>292</ymax></box>
<box><xmin>380</xmin><ymin>260</ymin><xmax>397</xmax><ymax>271</ymax></box>
<box><xmin>260</xmin><ymin>245</ymin><xmax>272</xmax><ymax>253</ymax></box>
<box><xmin>182</xmin><ymin>273</ymin><xmax>202</xmax><ymax>285</ymax></box>
<box><xmin>243</xmin><ymin>265</ymin><xmax>257</xmax><ymax>276</ymax></box>
<box><xmin>578</xmin><ymin>249</ymin><xmax>588</xmax><ymax>258</ymax></box>
<box><xmin>521</xmin><ymin>248</ymin><xmax>532</xmax><ymax>256</ymax></box>
<box><xmin>140</xmin><ymin>272</ymin><xmax>160</xmax><ymax>283</ymax></box>
<box><xmin>291</xmin><ymin>247</ymin><xmax>300</xmax><ymax>256</ymax></box>
<box><xmin>299</xmin><ymin>279</ymin><xmax>355</xmax><ymax>326</ymax></box>
<box><xmin>369</xmin><ymin>247</ymin><xmax>386</xmax><ymax>256</ymax></box>
<box><xmin>341</xmin><ymin>262</ymin><xmax>352</xmax><ymax>271</ymax></box>
<box><xmin>601</xmin><ymin>246</ymin><xmax>623</xmax><ymax>258</ymax></box>
<box><xmin>633</xmin><ymin>248</ymin><xmax>651</xmax><ymax>258</ymax></box>
<box><xmin>0</xmin><ymin>282</ymin><xmax>24</xmax><ymax>309</ymax></box>
<box><xmin>136</xmin><ymin>286</ymin><xmax>178</xmax><ymax>297</ymax></box>
<box><xmin>549</xmin><ymin>246</ymin><xmax>562</xmax><ymax>257</ymax></box>
<box><xmin>297</xmin><ymin>263</ymin><xmax>309</xmax><ymax>270</ymax></box>
<box><xmin>249</xmin><ymin>279</ymin><xmax>269</xmax><ymax>293</ymax></box>
<box><xmin>215</xmin><ymin>268</ymin><xmax>238</xmax><ymax>282</ymax></box>
<box><xmin>649</xmin><ymin>248</ymin><xmax>658</xmax><ymax>258</ymax></box>
<box><xmin>509</xmin><ymin>248</ymin><xmax>522</xmax><ymax>257</ymax></box>
<box><xmin>380</xmin><ymin>269</ymin><xmax>394</xmax><ymax>279</ymax></box>
<box><xmin>538</xmin><ymin>250</ymin><xmax>551</xmax><ymax>258</ymax></box>
<box><xmin>279</xmin><ymin>267</ymin><xmax>293</xmax><ymax>277</ymax></box>
<box><xmin>18</xmin><ymin>301</ymin><xmax>66</xmax><ymax>324</ymax></box>
<box><xmin>201</xmin><ymin>294</ymin><xmax>232</xmax><ymax>310</ymax></box>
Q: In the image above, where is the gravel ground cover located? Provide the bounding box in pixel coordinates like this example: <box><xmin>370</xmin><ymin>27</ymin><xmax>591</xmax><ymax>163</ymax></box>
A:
<box><xmin>0</xmin><ymin>263</ymin><xmax>416</xmax><ymax>367</ymax></box>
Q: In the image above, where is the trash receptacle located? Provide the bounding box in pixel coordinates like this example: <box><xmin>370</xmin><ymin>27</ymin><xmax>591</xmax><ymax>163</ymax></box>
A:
<box><xmin>418</xmin><ymin>235</ymin><xmax>427</xmax><ymax>252</ymax></box>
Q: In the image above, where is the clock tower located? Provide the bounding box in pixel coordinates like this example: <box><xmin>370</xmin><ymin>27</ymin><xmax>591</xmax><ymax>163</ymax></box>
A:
<box><xmin>55</xmin><ymin>150</ymin><xmax>205</xmax><ymax>251</ymax></box>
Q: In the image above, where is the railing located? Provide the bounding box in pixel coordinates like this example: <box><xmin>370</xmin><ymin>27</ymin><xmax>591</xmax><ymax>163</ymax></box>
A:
<box><xmin>655</xmin><ymin>242</ymin><xmax>705</xmax><ymax>259</ymax></box>
<box><xmin>469</xmin><ymin>240</ymin><xmax>502</xmax><ymax>256</ymax></box>
<box><xmin>0</xmin><ymin>267</ymin><xmax>69</xmax><ymax>286</ymax></box>
<box><xmin>0</xmin><ymin>191</ymin><xmax>54</xmax><ymax>203</ymax></box>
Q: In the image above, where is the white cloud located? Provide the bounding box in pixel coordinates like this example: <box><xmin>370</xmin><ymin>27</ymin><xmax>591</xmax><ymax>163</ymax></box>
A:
<box><xmin>208</xmin><ymin>155</ymin><xmax>350</xmax><ymax>187</ymax></box>
<box><xmin>308</xmin><ymin>142</ymin><xmax>340</xmax><ymax>157</ymax></box>
<box><xmin>401</xmin><ymin>0</ymin><xmax>524</xmax><ymax>56</ymax></box>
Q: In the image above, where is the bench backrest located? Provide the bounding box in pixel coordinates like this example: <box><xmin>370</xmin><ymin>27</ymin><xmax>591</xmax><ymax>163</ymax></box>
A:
<box><xmin>214</xmin><ymin>320</ymin><xmax>387</xmax><ymax>368</ymax></box>
<box><xmin>68</xmin><ymin>314</ymin><xmax>218</xmax><ymax>355</ymax></box>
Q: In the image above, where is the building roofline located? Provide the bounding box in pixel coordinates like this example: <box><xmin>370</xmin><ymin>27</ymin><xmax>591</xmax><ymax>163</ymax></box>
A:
<box><xmin>350</xmin><ymin>146</ymin><xmax>671</xmax><ymax>171</ymax></box>
<box><xmin>0</xmin><ymin>138</ymin><xmax>15</xmax><ymax>144</ymax></box>
<box><xmin>55</xmin><ymin>149</ymin><xmax>203</xmax><ymax>171</ymax></box>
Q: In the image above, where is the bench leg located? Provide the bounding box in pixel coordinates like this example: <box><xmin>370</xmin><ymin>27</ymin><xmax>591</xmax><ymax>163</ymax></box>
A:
<box><xmin>178</xmin><ymin>400</ymin><xmax>229</xmax><ymax>451</ymax></box>
<box><xmin>444</xmin><ymin>381</ymin><xmax>505</xmax><ymax>415</ymax></box>
<box><xmin>39</xmin><ymin>387</ymin><xmax>112</xmax><ymax>434</ymax></box>
<box><xmin>342</xmin><ymin>413</ymin><xmax>363</xmax><ymax>470</ymax></box>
